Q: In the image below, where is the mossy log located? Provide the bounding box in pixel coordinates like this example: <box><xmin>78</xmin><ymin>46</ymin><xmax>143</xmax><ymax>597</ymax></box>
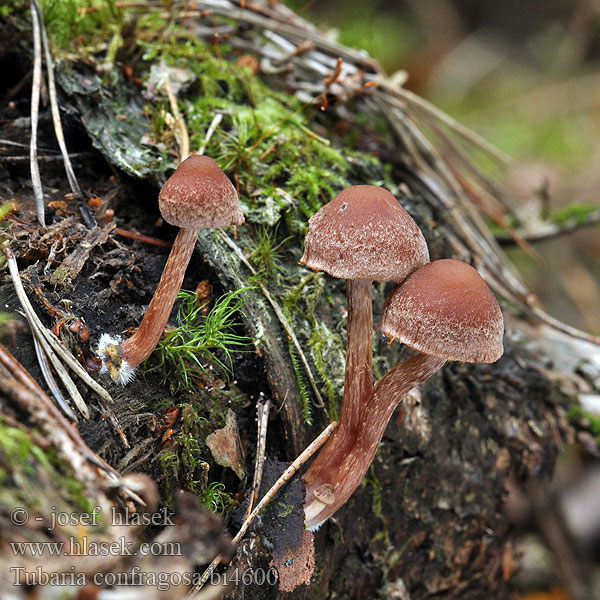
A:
<box><xmin>0</xmin><ymin>1</ymin><xmax>598</xmax><ymax>599</ymax></box>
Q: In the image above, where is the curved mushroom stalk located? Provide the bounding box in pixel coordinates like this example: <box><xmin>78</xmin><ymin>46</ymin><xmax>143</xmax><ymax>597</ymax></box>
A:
<box><xmin>303</xmin><ymin>259</ymin><xmax>503</xmax><ymax>529</ymax></box>
<box><xmin>98</xmin><ymin>227</ymin><xmax>198</xmax><ymax>384</ymax></box>
<box><xmin>121</xmin><ymin>227</ymin><xmax>197</xmax><ymax>367</ymax></box>
<box><xmin>97</xmin><ymin>155</ymin><xmax>244</xmax><ymax>385</ymax></box>
<box><xmin>303</xmin><ymin>352</ymin><xmax>445</xmax><ymax>531</ymax></box>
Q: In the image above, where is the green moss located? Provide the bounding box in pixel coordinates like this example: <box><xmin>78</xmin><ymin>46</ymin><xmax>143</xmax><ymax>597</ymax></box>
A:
<box><xmin>287</xmin><ymin>341</ymin><xmax>314</xmax><ymax>425</ymax></box>
<box><xmin>149</xmin><ymin>288</ymin><xmax>254</xmax><ymax>392</ymax></box>
<box><xmin>0</xmin><ymin>418</ymin><xmax>96</xmax><ymax>526</ymax></box>
<box><xmin>247</xmin><ymin>225</ymin><xmax>289</xmax><ymax>283</ymax></box>
<box><xmin>550</xmin><ymin>203</ymin><xmax>600</xmax><ymax>227</ymax></box>
<box><xmin>0</xmin><ymin>312</ymin><xmax>16</xmax><ymax>344</ymax></box>
<box><xmin>48</xmin><ymin>265</ymin><xmax>70</xmax><ymax>285</ymax></box>
<box><xmin>201</xmin><ymin>481</ymin><xmax>233</xmax><ymax>513</ymax></box>
<box><xmin>43</xmin><ymin>4</ymin><xmax>377</xmax><ymax>236</ymax></box>
<box><xmin>0</xmin><ymin>4</ymin><xmax>15</xmax><ymax>17</ymax></box>
<box><xmin>282</xmin><ymin>272</ymin><xmax>345</xmax><ymax>423</ymax></box>
<box><xmin>568</xmin><ymin>405</ymin><xmax>600</xmax><ymax>445</ymax></box>
<box><xmin>276</xmin><ymin>501</ymin><xmax>294</xmax><ymax>518</ymax></box>
<box><xmin>156</xmin><ymin>403</ymin><xmax>234</xmax><ymax>512</ymax></box>
<box><xmin>40</xmin><ymin>0</ymin><xmax>125</xmax><ymax>56</ymax></box>
<box><xmin>362</xmin><ymin>464</ymin><xmax>383</xmax><ymax>519</ymax></box>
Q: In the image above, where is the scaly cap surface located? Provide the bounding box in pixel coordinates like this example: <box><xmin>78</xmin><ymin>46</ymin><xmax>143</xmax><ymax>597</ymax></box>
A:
<box><xmin>300</xmin><ymin>185</ymin><xmax>429</xmax><ymax>282</ymax></box>
<box><xmin>158</xmin><ymin>155</ymin><xmax>244</xmax><ymax>228</ymax></box>
<box><xmin>381</xmin><ymin>259</ymin><xmax>504</xmax><ymax>363</ymax></box>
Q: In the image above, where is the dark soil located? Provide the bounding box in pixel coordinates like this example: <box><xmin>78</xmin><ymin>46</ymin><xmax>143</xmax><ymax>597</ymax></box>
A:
<box><xmin>0</xmin><ymin>57</ymin><xmax>273</xmax><ymax>477</ymax></box>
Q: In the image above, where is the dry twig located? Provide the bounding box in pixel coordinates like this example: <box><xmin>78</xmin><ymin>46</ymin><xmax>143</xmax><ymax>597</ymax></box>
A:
<box><xmin>19</xmin><ymin>309</ymin><xmax>90</xmax><ymax>419</ymax></box>
<box><xmin>189</xmin><ymin>420</ymin><xmax>337</xmax><ymax>595</ymax></box>
<box><xmin>29</xmin><ymin>323</ymin><xmax>79</xmax><ymax>422</ymax></box>
<box><xmin>161</xmin><ymin>59</ymin><xmax>190</xmax><ymax>161</ymax></box>
<box><xmin>30</xmin><ymin>0</ymin><xmax>94</xmax><ymax>228</ymax></box>
<box><xmin>3</xmin><ymin>247</ymin><xmax>116</xmax><ymax>407</ymax></box>
<box><xmin>29</xmin><ymin>0</ymin><xmax>45</xmax><ymax>226</ymax></box>
<box><xmin>496</xmin><ymin>209</ymin><xmax>600</xmax><ymax>245</ymax></box>
<box><xmin>198</xmin><ymin>113</ymin><xmax>223</xmax><ymax>156</ymax></box>
<box><xmin>243</xmin><ymin>398</ymin><xmax>270</xmax><ymax>522</ymax></box>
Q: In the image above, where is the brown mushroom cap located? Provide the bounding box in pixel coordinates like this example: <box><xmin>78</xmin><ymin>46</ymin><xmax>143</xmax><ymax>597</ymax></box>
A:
<box><xmin>381</xmin><ymin>259</ymin><xmax>504</xmax><ymax>363</ymax></box>
<box><xmin>158</xmin><ymin>155</ymin><xmax>245</xmax><ymax>229</ymax></box>
<box><xmin>300</xmin><ymin>185</ymin><xmax>429</xmax><ymax>282</ymax></box>
<box><xmin>313</xmin><ymin>484</ymin><xmax>335</xmax><ymax>505</ymax></box>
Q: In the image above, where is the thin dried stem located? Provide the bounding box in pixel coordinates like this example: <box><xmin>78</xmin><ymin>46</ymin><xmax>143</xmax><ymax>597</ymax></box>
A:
<box><xmin>198</xmin><ymin>113</ymin><xmax>223</xmax><ymax>155</ymax></box>
<box><xmin>114</xmin><ymin>227</ymin><xmax>173</xmax><ymax>248</ymax></box>
<box><xmin>218</xmin><ymin>229</ymin><xmax>327</xmax><ymax>413</ymax></box>
<box><xmin>20</xmin><ymin>310</ymin><xmax>89</xmax><ymax>419</ymax></box>
<box><xmin>4</xmin><ymin>246</ymin><xmax>114</xmax><ymax>406</ymax></box>
<box><xmin>495</xmin><ymin>210</ymin><xmax>600</xmax><ymax>245</ymax></box>
<box><xmin>161</xmin><ymin>59</ymin><xmax>190</xmax><ymax>161</ymax></box>
<box><xmin>380</xmin><ymin>84</ymin><xmax>512</xmax><ymax>166</ymax></box>
<box><xmin>32</xmin><ymin>2</ymin><xmax>82</xmax><ymax>198</ymax></box>
<box><xmin>243</xmin><ymin>398</ymin><xmax>270</xmax><ymax>522</ymax></box>
<box><xmin>30</xmin><ymin>0</ymin><xmax>94</xmax><ymax>228</ymax></box>
<box><xmin>234</xmin><ymin>421</ymin><xmax>336</xmax><ymax>541</ymax></box>
<box><xmin>189</xmin><ymin>420</ymin><xmax>337</xmax><ymax>596</ymax></box>
<box><xmin>30</xmin><ymin>328</ymin><xmax>79</xmax><ymax>422</ymax></box>
<box><xmin>29</xmin><ymin>0</ymin><xmax>45</xmax><ymax>226</ymax></box>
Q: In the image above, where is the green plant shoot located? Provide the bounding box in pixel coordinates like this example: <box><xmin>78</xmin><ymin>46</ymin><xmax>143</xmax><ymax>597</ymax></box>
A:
<box><xmin>152</xmin><ymin>287</ymin><xmax>253</xmax><ymax>389</ymax></box>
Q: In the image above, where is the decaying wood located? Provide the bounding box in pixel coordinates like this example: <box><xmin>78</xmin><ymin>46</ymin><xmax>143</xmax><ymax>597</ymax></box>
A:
<box><xmin>195</xmin><ymin>230</ymin><xmax>312</xmax><ymax>456</ymax></box>
<box><xmin>0</xmin><ymin>1</ymin><xmax>598</xmax><ymax>599</ymax></box>
<box><xmin>49</xmin><ymin>222</ymin><xmax>116</xmax><ymax>286</ymax></box>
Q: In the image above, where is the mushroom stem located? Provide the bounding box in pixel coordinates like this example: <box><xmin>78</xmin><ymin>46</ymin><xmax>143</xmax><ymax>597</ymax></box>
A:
<box><xmin>120</xmin><ymin>226</ymin><xmax>198</xmax><ymax>368</ymax></box>
<box><xmin>342</xmin><ymin>277</ymin><xmax>373</xmax><ymax>428</ymax></box>
<box><xmin>300</xmin><ymin>278</ymin><xmax>372</xmax><ymax>527</ymax></box>
<box><xmin>303</xmin><ymin>351</ymin><xmax>445</xmax><ymax>530</ymax></box>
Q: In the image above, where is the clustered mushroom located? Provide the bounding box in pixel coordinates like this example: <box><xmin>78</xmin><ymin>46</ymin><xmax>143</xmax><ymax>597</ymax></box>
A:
<box><xmin>97</xmin><ymin>155</ymin><xmax>244</xmax><ymax>384</ymax></box>
<box><xmin>301</xmin><ymin>192</ymin><xmax>504</xmax><ymax>531</ymax></box>
<box><xmin>299</xmin><ymin>185</ymin><xmax>429</xmax><ymax>525</ymax></box>
<box><xmin>94</xmin><ymin>153</ymin><xmax>502</xmax><ymax>534</ymax></box>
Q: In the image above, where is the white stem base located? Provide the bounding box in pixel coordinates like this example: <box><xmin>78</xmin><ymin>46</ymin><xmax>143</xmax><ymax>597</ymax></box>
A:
<box><xmin>97</xmin><ymin>333</ymin><xmax>136</xmax><ymax>385</ymax></box>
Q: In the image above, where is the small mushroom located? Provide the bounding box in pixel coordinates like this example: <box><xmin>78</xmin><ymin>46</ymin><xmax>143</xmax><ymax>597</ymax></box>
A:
<box><xmin>303</xmin><ymin>483</ymin><xmax>335</xmax><ymax>525</ymax></box>
<box><xmin>98</xmin><ymin>156</ymin><xmax>244</xmax><ymax>384</ymax></box>
<box><xmin>300</xmin><ymin>186</ymin><xmax>428</xmax><ymax>525</ymax></box>
<box><xmin>303</xmin><ymin>259</ymin><xmax>504</xmax><ymax>529</ymax></box>
<box><xmin>301</xmin><ymin>186</ymin><xmax>428</xmax><ymax>431</ymax></box>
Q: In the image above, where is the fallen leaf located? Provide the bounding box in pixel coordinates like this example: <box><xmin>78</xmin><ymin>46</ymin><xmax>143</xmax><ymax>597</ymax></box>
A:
<box><xmin>206</xmin><ymin>409</ymin><xmax>246</xmax><ymax>479</ymax></box>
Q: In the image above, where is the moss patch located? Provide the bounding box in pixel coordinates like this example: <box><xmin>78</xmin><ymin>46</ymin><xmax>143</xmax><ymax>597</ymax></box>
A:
<box><xmin>0</xmin><ymin>417</ymin><xmax>100</xmax><ymax>530</ymax></box>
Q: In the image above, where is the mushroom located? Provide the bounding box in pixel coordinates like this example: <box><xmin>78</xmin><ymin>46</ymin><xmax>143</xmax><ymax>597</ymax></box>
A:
<box><xmin>98</xmin><ymin>155</ymin><xmax>244</xmax><ymax>384</ymax></box>
<box><xmin>300</xmin><ymin>185</ymin><xmax>429</xmax><ymax>524</ymax></box>
<box><xmin>303</xmin><ymin>259</ymin><xmax>504</xmax><ymax>529</ymax></box>
<box><xmin>304</xmin><ymin>483</ymin><xmax>335</xmax><ymax>524</ymax></box>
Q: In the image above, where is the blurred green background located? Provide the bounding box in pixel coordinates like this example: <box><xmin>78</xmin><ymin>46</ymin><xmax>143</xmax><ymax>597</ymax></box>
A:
<box><xmin>284</xmin><ymin>0</ymin><xmax>600</xmax><ymax>336</ymax></box>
